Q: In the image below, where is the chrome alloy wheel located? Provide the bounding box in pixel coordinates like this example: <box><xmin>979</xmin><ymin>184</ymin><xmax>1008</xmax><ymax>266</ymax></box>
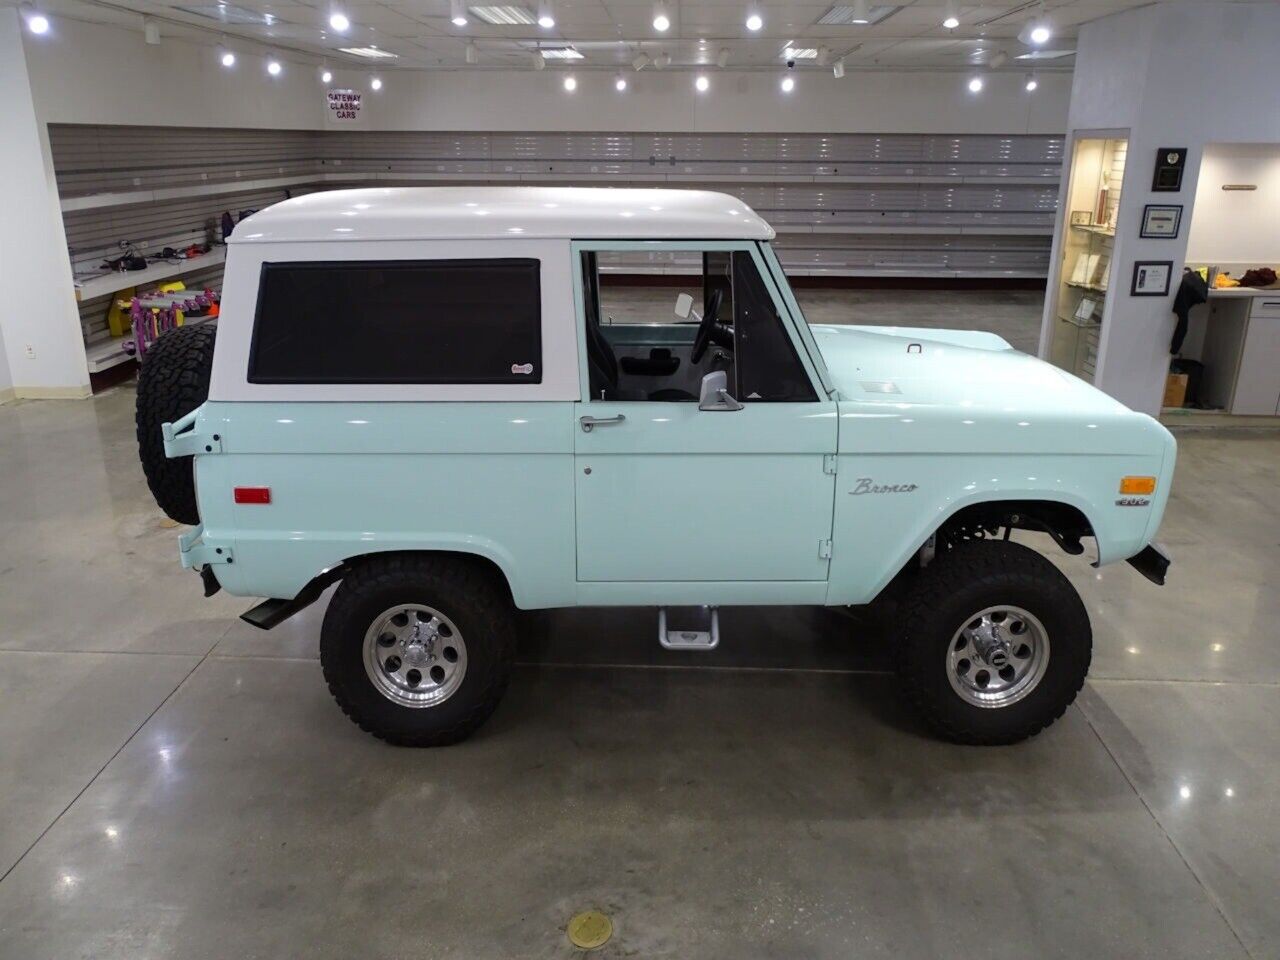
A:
<box><xmin>946</xmin><ymin>606</ymin><xmax>1050</xmax><ymax>708</ymax></box>
<box><xmin>362</xmin><ymin>604</ymin><xmax>467</xmax><ymax>708</ymax></box>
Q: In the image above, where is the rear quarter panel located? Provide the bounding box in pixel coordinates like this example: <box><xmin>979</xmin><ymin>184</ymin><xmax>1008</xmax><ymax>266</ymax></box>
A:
<box><xmin>195</xmin><ymin>401</ymin><xmax>577</xmax><ymax>607</ymax></box>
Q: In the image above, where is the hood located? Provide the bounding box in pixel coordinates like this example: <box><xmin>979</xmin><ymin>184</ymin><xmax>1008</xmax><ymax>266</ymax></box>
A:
<box><xmin>811</xmin><ymin>323</ymin><xmax>1129</xmax><ymax>418</ymax></box>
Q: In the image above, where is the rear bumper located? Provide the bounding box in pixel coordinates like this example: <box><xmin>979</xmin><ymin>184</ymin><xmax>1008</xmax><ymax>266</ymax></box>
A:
<box><xmin>1126</xmin><ymin>542</ymin><xmax>1171</xmax><ymax>585</ymax></box>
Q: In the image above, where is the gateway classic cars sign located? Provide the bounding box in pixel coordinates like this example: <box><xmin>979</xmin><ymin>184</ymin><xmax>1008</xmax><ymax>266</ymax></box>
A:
<box><xmin>327</xmin><ymin>88</ymin><xmax>362</xmax><ymax>122</ymax></box>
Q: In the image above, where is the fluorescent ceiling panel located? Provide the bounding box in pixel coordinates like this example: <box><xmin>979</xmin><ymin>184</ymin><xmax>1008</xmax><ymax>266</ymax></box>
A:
<box><xmin>818</xmin><ymin>5</ymin><xmax>900</xmax><ymax>26</ymax></box>
<box><xmin>537</xmin><ymin>46</ymin><xmax>584</xmax><ymax>59</ymax></box>
<box><xmin>1015</xmin><ymin>49</ymin><xmax>1075</xmax><ymax>60</ymax></box>
<box><xmin>339</xmin><ymin>46</ymin><xmax>400</xmax><ymax>59</ymax></box>
<box><xmin>176</xmin><ymin>3</ymin><xmax>275</xmax><ymax>24</ymax></box>
<box><xmin>783</xmin><ymin>46</ymin><xmax>819</xmax><ymax>59</ymax></box>
<box><xmin>469</xmin><ymin>6</ymin><xmax>537</xmax><ymax>25</ymax></box>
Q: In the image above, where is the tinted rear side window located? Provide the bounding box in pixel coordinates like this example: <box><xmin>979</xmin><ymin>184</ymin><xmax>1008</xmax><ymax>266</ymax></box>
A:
<box><xmin>249</xmin><ymin>259</ymin><xmax>541</xmax><ymax>383</ymax></box>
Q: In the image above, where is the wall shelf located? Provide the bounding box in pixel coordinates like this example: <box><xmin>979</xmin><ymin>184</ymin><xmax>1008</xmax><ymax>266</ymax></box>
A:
<box><xmin>74</xmin><ymin>247</ymin><xmax>226</xmax><ymax>302</ymax></box>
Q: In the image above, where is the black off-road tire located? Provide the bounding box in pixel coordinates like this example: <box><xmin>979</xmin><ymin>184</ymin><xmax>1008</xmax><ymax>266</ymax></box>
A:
<box><xmin>897</xmin><ymin>539</ymin><xmax>1091</xmax><ymax>745</ymax></box>
<box><xmin>321</xmin><ymin>555</ymin><xmax>517</xmax><ymax>746</ymax></box>
<box><xmin>135</xmin><ymin>322</ymin><xmax>217</xmax><ymax>525</ymax></box>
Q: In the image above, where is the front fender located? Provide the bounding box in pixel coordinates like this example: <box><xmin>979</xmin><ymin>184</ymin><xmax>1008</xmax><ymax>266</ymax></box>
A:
<box><xmin>825</xmin><ymin>452</ymin><xmax>1160</xmax><ymax>605</ymax></box>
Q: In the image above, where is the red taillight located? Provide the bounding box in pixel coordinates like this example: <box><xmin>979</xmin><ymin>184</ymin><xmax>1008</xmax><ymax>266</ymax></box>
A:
<box><xmin>234</xmin><ymin>486</ymin><xmax>271</xmax><ymax>504</ymax></box>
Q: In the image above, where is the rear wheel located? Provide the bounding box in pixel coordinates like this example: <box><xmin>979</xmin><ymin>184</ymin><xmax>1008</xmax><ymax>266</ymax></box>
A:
<box><xmin>320</xmin><ymin>555</ymin><xmax>516</xmax><ymax>746</ymax></box>
<box><xmin>896</xmin><ymin>539</ymin><xmax>1090</xmax><ymax>744</ymax></box>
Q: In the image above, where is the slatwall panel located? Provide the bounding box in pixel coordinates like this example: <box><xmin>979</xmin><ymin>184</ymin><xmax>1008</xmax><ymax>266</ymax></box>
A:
<box><xmin>50</xmin><ymin>124</ymin><xmax>1064</xmax><ymax>369</ymax></box>
<box><xmin>48</xmin><ymin>124</ymin><xmax>320</xmax><ymax>197</ymax></box>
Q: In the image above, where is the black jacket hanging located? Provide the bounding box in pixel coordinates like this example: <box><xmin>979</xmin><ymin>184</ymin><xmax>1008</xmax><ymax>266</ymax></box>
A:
<box><xmin>1170</xmin><ymin>269</ymin><xmax>1207</xmax><ymax>355</ymax></box>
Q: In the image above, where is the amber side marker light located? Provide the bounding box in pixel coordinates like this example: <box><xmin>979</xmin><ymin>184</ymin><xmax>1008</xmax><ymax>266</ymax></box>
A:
<box><xmin>1119</xmin><ymin>476</ymin><xmax>1157</xmax><ymax>495</ymax></box>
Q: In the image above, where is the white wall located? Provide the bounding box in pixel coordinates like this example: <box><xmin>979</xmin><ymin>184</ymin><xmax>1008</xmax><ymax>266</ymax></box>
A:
<box><xmin>26</xmin><ymin>17</ymin><xmax>1070</xmax><ymax>135</ymax></box>
<box><xmin>1185</xmin><ymin>143</ymin><xmax>1280</xmax><ymax>264</ymax></box>
<box><xmin>1039</xmin><ymin>1</ymin><xmax>1280</xmax><ymax>415</ymax></box>
<box><xmin>0</xmin><ymin>9</ymin><xmax>90</xmax><ymax>398</ymax></box>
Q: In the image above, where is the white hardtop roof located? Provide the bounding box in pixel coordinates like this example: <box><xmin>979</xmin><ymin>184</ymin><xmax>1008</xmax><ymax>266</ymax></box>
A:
<box><xmin>230</xmin><ymin>186</ymin><xmax>775</xmax><ymax>244</ymax></box>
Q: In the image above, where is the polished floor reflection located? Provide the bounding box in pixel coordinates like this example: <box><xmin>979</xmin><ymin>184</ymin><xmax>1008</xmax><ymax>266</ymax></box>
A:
<box><xmin>1</xmin><ymin>326</ymin><xmax>1278</xmax><ymax>957</ymax></box>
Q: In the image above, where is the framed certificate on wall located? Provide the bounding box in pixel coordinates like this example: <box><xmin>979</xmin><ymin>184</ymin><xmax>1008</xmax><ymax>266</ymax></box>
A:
<box><xmin>1140</xmin><ymin>204</ymin><xmax>1182</xmax><ymax>239</ymax></box>
<box><xmin>1131</xmin><ymin>261</ymin><xmax>1173</xmax><ymax>296</ymax></box>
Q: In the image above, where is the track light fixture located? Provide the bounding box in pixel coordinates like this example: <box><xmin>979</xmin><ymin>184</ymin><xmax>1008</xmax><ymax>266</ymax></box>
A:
<box><xmin>537</xmin><ymin>2</ymin><xmax>554</xmax><ymax>28</ymax></box>
<box><xmin>652</xmin><ymin>3</ymin><xmax>670</xmax><ymax>32</ymax></box>
<box><xmin>450</xmin><ymin>0</ymin><xmax>467</xmax><ymax>27</ymax></box>
<box><xmin>716</xmin><ymin>48</ymin><xmax>729</xmax><ymax>68</ymax></box>
<box><xmin>832</xmin><ymin>58</ymin><xmax>845</xmax><ymax>79</ymax></box>
<box><xmin>632</xmin><ymin>51</ymin><xmax>651</xmax><ymax>71</ymax></box>
<box><xmin>942</xmin><ymin>0</ymin><xmax>959</xmax><ymax>29</ymax></box>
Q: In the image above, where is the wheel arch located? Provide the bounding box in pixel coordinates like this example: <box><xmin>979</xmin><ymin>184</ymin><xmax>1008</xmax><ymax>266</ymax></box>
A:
<box><xmin>863</xmin><ymin>494</ymin><xmax>1098</xmax><ymax>606</ymax></box>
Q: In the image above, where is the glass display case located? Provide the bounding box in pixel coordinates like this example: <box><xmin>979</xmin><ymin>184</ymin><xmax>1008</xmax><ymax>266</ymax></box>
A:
<box><xmin>1047</xmin><ymin>136</ymin><xmax>1128</xmax><ymax>381</ymax></box>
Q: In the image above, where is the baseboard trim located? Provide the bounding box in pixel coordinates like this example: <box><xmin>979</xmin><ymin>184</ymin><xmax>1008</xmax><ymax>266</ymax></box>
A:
<box><xmin>13</xmin><ymin>384</ymin><xmax>93</xmax><ymax>400</ymax></box>
<box><xmin>0</xmin><ymin>387</ymin><xmax>15</xmax><ymax>405</ymax></box>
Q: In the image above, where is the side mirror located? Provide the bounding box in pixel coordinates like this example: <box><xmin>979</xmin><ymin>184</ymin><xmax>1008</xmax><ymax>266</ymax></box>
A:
<box><xmin>674</xmin><ymin>292</ymin><xmax>694</xmax><ymax>320</ymax></box>
<box><xmin>698</xmin><ymin>370</ymin><xmax>745</xmax><ymax>412</ymax></box>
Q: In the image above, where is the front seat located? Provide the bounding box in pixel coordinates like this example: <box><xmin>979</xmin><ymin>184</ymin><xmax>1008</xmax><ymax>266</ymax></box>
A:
<box><xmin>585</xmin><ymin>319</ymin><xmax>696</xmax><ymax>402</ymax></box>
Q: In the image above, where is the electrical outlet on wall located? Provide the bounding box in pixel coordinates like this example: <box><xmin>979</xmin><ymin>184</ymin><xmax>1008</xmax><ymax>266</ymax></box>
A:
<box><xmin>25</xmin><ymin>345</ymin><xmax>36</xmax><ymax>359</ymax></box>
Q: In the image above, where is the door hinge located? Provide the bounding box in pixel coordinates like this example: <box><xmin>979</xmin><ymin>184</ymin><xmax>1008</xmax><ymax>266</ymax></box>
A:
<box><xmin>818</xmin><ymin>539</ymin><xmax>832</xmax><ymax>559</ymax></box>
<box><xmin>822</xmin><ymin>454</ymin><xmax>837</xmax><ymax>475</ymax></box>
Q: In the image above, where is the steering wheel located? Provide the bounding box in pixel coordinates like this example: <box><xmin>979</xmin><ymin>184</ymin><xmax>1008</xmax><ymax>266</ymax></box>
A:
<box><xmin>690</xmin><ymin>288</ymin><xmax>725</xmax><ymax>365</ymax></box>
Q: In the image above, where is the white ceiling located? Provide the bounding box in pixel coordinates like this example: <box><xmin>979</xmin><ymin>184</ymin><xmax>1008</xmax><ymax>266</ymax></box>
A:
<box><xmin>28</xmin><ymin>0</ymin><xmax>1160</xmax><ymax>71</ymax></box>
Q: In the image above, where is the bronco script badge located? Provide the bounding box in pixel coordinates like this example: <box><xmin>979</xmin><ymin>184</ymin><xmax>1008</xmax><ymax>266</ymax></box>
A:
<box><xmin>850</xmin><ymin>478</ymin><xmax>919</xmax><ymax>495</ymax></box>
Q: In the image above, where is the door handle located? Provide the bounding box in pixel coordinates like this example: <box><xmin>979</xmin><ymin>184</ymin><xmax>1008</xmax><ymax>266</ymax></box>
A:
<box><xmin>579</xmin><ymin>414</ymin><xmax>626</xmax><ymax>433</ymax></box>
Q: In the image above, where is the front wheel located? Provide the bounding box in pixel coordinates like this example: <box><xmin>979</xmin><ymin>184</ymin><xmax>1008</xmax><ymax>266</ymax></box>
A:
<box><xmin>896</xmin><ymin>539</ymin><xmax>1091</xmax><ymax>745</ymax></box>
<box><xmin>320</xmin><ymin>555</ymin><xmax>516</xmax><ymax>746</ymax></box>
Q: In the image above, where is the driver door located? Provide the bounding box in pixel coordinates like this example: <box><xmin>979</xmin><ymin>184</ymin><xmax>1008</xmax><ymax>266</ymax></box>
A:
<box><xmin>572</xmin><ymin>241</ymin><xmax>837</xmax><ymax>584</ymax></box>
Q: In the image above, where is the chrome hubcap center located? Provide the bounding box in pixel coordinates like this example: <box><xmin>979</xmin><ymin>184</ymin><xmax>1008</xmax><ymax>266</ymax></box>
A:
<box><xmin>362</xmin><ymin>604</ymin><xmax>468</xmax><ymax>708</ymax></box>
<box><xmin>946</xmin><ymin>605</ymin><xmax>1050</xmax><ymax>709</ymax></box>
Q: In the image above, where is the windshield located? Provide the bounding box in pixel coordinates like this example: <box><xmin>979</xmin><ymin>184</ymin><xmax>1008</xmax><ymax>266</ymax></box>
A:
<box><xmin>757</xmin><ymin>241</ymin><xmax>834</xmax><ymax>396</ymax></box>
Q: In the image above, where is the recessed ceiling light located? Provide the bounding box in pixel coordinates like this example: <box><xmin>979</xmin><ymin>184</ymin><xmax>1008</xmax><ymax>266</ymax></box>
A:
<box><xmin>942</xmin><ymin>0</ymin><xmax>958</xmax><ymax>29</ymax></box>
<box><xmin>563</xmin><ymin>75</ymin><xmax>576</xmax><ymax>91</ymax></box>
<box><xmin>537</xmin><ymin>2</ymin><xmax>554</xmax><ymax>27</ymax></box>
<box><xmin>267</xmin><ymin>58</ymin><xmax>282</xmax><ymax>76</ymax></box>
<box><xmin>371</xmin><ymin>76</ymin><xmax>383</xmax><ymax>90</ymax></box>
<box><xmin>781</xmin><ymin>74</ymin><xmax>795</xmax><ymax>92</ymax></box>
<box><xmin>695</xmin><ymin>74</ymin><xmax>709</xmax><ymax>92</ymax></box>
<box><xmin>321</xmin><ymin>68</ymin><xmax>333</xmax><ymax>82</ymax></box>
<box><xmin>450</xmin><ymin>0</ymin><xmax>467</xmax><ymax>26</ymax></box>
<box><xmin>220</xmin><ymin>49</ymin><xmax>236</xmax><ymax>66</ymax></box>
<box><xmin>537</xmin><ymin>45</ymin><xmax>583</xmax><ymax>59</ymax></box>
<box><xmin>1018</xmin><ymin>15</ymin><xmax>1054</xmax><ymax>45</ymax></box>
<box><xmin>22</xmin><ymin>4</ymin><xmax>51</xmax><ymax>34</ymax></box>
<box><xmin>340</xmin><ymin>46</ymin><xmax>399</xmax><ymax>59</ymax></box>
<box><xmin>615</xmin><ymin>75</ymin><xmax>627</xmax><ymax>91</ymax></box>
<box><xmin>469</xmin><ymin>5</ymin><xmax>536</xmax><ymax>25</ymax></box>
<box><xmin>652</xmin><ymin>3</ymin><xmax>670</xmax><ymax>31</ymax></box>
<box><xmin>967</xmin><ymin>75</ymin><xmax>983</xmax><ymax>92</ymax></box>
<box><xmin>1024</xmin><ymin>75</ymin><xmax>1038</xmax><ymax>91</ymax></box>
<box><xmin>746</xmin><ymin>12</ymin><xmax>762</xmax><ymax>31</ymax></box>
<box><xmin>328</xmin><ymin>11</ymin><xmax>349</xmax><ymax>31</ymax></box>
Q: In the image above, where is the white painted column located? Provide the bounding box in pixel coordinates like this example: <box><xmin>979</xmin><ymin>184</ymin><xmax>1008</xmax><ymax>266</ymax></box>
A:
<box><xmin>0</xmin><ymin>8</ymin><xmax>90</xmax><ymax>399</ymax></box>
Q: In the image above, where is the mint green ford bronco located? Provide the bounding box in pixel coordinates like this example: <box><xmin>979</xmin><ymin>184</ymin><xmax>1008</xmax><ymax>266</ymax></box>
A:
<box><xmin>136</xmin><ymin>187</ymin><xmax>1175</xmax><ymax>747</ymax></box>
